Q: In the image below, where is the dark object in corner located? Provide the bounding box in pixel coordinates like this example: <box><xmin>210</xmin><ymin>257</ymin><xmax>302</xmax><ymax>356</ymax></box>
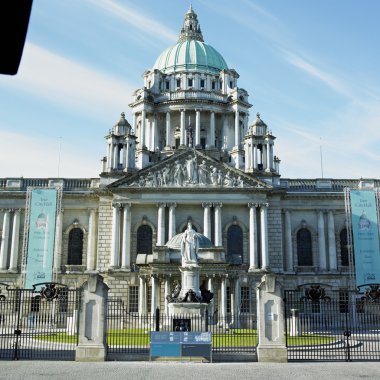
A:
<box><xmin>0</xmin><ymin>1</ymin><xmax>33</xmax><ymax>75</ymax></box>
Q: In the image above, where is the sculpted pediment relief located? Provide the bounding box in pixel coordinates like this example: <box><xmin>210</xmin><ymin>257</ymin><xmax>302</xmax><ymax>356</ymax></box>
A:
<box><xmin>111</xmin><ymin>150</ymin><xmax>269</xmax><ymax>189</ymax></box>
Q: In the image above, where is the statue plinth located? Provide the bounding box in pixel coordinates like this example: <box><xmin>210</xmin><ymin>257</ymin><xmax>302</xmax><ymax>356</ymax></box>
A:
<box><xmin>179</xmin><ymin>265</ymin><xmax>201</xmax><ymax>299</ymax></box>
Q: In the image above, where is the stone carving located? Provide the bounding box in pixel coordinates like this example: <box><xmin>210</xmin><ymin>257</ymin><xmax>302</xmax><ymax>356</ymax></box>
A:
<box><xmin>166</xmin><ymin>282</ymin><xmax>213</xmax><ymax>304</ymax></box>
<box><xmin>129</xmin><ymin>154</ymin><xmax>260</xmax><ymax>188</ymax></box>
<box><xmin>181</xmin><ymin>222</ymin><xmax>198</xmax><ymax>266</ymax></box>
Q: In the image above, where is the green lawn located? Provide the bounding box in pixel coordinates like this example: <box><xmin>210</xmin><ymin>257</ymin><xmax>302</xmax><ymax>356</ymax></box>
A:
<box><xmin>35</xmin><ymin>328</ymin><xmax>336</xmax><ymax>347</ymax></box>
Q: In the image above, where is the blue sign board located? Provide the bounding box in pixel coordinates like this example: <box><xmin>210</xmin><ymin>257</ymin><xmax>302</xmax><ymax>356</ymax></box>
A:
<box><xmin>25</xmin><ymin>189</ymin><xmax>57</xmax><ymax>289</ymax></box>
<box><xmin>350</xmin><ymin>190</ymin><xmax>380</xmax><ymax>287</ymax></box>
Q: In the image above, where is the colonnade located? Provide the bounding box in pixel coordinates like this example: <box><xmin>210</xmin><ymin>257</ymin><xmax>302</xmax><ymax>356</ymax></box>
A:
<box><xmin>284</xmin><ymin>209</ymin><xmax>337</xmax><ymax>272</ymax></box>
<box><xmin>244</xmin><ymin>140</ymin><xmax>274</xmax><ymax>172</ymax></box>
<box><xmin>0</xmin><ymin>209</ymin><xmax>21</xmax><ymax>271</ymax></box>
<box><xmin>134</xmin><ymin>108</ymin><xmax>245</xmax><ymax>151</ymax></box>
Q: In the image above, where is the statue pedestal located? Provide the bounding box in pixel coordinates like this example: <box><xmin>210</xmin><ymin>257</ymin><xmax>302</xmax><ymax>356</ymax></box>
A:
<box><xmin>179</xmin><ymin>265</ymin><xmax>201</xmax><ymax>299</ymax></box>
<box><xmin>168</xmin><ymin>302</ymin><xmax>209</xmax><ymax>331</ymax></box>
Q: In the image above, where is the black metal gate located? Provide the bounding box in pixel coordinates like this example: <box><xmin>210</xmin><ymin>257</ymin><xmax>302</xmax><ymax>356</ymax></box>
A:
<box><xmin>0</xmin><ymin>282</ymin><xmax>80</xmax><ymax>360</ymax></box>
<box><xmin>105</xmin><ymin>299</ymin><xmax>257</xmax><ymax>360</ymax></box>
<box><xmin>284</xmin><ymin>284</ymin><xmax>380</xmax><ymax>361</ymax></box>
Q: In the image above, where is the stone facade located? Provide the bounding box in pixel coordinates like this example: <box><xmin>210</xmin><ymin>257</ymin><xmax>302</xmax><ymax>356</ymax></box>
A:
<box><xmin>0</xmin><ymin>7</ymin><xmax>379</xmax><ymax>319</ymax></box>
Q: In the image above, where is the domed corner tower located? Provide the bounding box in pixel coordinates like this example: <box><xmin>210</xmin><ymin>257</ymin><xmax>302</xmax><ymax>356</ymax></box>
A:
<box><xmin>129</xmin><ymin>5</ymin><xmax>252</xmax><ymax>170</ymax></box>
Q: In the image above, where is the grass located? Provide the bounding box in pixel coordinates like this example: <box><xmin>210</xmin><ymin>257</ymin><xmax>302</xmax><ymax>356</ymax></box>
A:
<box><xmin>34</xmin><ymin>328</ymin><xmax>336</xmax><ymax>347</ymax></box>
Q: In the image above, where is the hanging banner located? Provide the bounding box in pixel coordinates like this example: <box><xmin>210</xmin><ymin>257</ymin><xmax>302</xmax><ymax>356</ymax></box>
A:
<box><xmin>25</xmin><ymin>189</ymin><xmax>57</xmax><ymax>289</ymax></box>
<box><xmin>350</xmin><ymin>190</ymin><xmax>380</xmax><ymax>287</ymax></box>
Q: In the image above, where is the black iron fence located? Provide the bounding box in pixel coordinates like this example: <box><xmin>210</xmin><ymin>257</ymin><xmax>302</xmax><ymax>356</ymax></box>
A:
<box><xmin>284</xmin><ymin>285</ymin><xmax>380</xmax><ymax>362</ymax></box>
<box><xmin>105</xmin><ymin>299</ymin><xmax>257</xmax><ymax>358</ymax></box>
<box><xmin>0</xmin><ymin>282</ymin><xmax>80</xmax><ymax>360</ymax></box>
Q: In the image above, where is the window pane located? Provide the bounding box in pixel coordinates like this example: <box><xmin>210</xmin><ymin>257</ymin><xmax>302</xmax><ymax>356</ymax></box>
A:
<box><xmin>297</xmin><ymin>228</ymin><xmax>312</xmax><ymax>266</ymax></box>
<box><xmin>227</xmin><ymin>225</ymin><xmax>243</xmax><ymax>264</ymax></box>
<box><xmin>137</xmin><ymin>225</ymin><xmax>152</xmax><ymax>254</ymax></box>
<box><xmin>68</xmin><ymin>228</ymin><xmax>83</xmax><ymax>265</ymax></box>
<box><xmin>129</xmin><ymin>286</ymin><xmax>139</xmax><ymax>313</ymax></box>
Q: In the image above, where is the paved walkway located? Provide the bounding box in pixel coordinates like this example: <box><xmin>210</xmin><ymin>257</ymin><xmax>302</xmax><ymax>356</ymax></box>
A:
<box><xmin>0</xmin><ymin>361</ymin><xmax>379</xmax><ymax>380</ymax></box>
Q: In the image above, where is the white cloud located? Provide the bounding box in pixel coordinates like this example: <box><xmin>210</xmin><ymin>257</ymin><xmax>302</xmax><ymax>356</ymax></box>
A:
<box><xmin>280</xmin><ymin>49</ymin><xmax>352</xmax><ymax>98</ymax></box>
<box><xmin>86</xmin><ymin>0</ymin><xmax>177</xmax><ymax>43</ymax></box>
<box><xmin>0</xmin><ymin>43</ymin><xmax>135</xmax><ymax>120</ymax></box>
<box><xmin>0</xmin><ymin>131</ymin><xmax>100</xmax><ymax>178</ymax></box>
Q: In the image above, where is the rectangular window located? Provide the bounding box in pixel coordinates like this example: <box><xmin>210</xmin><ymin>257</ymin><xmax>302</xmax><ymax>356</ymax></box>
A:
<box><xmin>176</xmin><ymin>78</ymin><xmax>181</xmax><ymax>88</ymax></box>
<box><xmin>129</xmin><ymin>286</ymin><xmax>139</xmax><ymax>313</ymax></box>
<box><xmin>339</xmin><ymin>290</ymin><xmax>349</xmax><ymax>313</ymax></box>
<box><xmin>226</xmin><ymin>286</ymin><xmax>231</xmax><ymax>313</ymax></box>
<box><xmin>166</xmin><ymin>81</ymin><xmax>170</xmax><ymax>90</ymax></box>
<box><xmin>230</xmin><ymin>81</ymin><xmax>233</xmax><ymax>88</ymax></box>
<box><xmin>211</xmin><ymin>81</ymin><xmax>215</xmax><ymax>90</ymax></box>
<box><xmin>147</xmin><ymin>286</ymin><xmax>152</xmax><ymax>313</ymax></box>
<box><xmin>200</xmin><ymin>79</ymin><xmax>205</xmax><ymax>88</ymax></box>
<box><xmin>188</xmin><ymin>78</ymin><xmax>193</xmax><ymax>87</ymax></box>
<box><xmin>240</xmin><ymin>286</ymin><xmax>250</xmax><ymax>313</ymax></box>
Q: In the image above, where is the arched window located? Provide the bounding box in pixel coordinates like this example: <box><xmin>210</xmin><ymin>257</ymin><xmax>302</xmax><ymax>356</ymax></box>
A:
<box><xmin>68</xmin><ymin>228</ymin><xmax>83</xmax><ymax>265</ymax></box>
<box><xmin>297</xmin><ymin>228</ymin><xmax>312</xmax><ymax>266</ymax></box>
<box><xmin>227</xmin><ymin>225</ymin><xmax>243</xmax><ymax>264</ymax></box>
<box><xmin>137</xmin><ymin>225</ymin><xmax>153</xmax><ymax>254</ymax></box>
<box><xmin>340</xmin><ymin>228</ymin><xmax>349</xmax><ymax>266</ymax></box>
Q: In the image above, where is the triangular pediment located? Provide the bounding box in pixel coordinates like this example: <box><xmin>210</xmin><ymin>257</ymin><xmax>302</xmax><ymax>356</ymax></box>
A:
<box><xmin>108</xmin><ymin>149</ymin><xmax>271</xmax><ymax>190</ymax></box>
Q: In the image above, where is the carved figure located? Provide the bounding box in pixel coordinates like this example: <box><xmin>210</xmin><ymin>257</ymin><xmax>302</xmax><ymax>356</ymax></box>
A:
<box><xmin>198</xmin><ymin>160</ymin><xmax>208</xmax><ymax>185</ymax></box>
<box><xmin>174</xmin><ymin>161</ymin><xmax>185</xmax><ymax>186</ymax></box>
<box><xmin>186</xmin><ymin>155</ymin><xmax>197</xmax><ymax>183</ymax></box>
<box><xmin>162</xmin><ymin>167</ymin><xmax>170</xmax><ymax>185</ymax></box>
<box><xmin>217</xmin><ymin>170</ymin><xmax>223</xmax><ymax>186</ymax></box>
<box><xmin>210</xmin><ymin>167</ymin><xmax>218</xmax><ymax>185</ymax></box>
<box><xmin>237</xmin><ymin>176</ymin><xmax>244</xmax><ymax>187</ymax></box>
<box><xmin>181</xmin><ymin>222</ymin><xmax>198</xmax><ymax>266</ymax></box>
<box><xmin>224</xmin><ymin>171</ymin><xmax>234</xmax><ymax>187</ymax></box>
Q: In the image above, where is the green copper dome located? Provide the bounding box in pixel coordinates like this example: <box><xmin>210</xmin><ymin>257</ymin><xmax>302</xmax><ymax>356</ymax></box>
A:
<box><xmin>153</xmin><ymin>6</ymin><xmax>228</xmax><ymax>74</ymax></box>
<box><xmin>153</xmin><ymin>41</ymin><xmax>228</xmax><ymax>74</ymax></box>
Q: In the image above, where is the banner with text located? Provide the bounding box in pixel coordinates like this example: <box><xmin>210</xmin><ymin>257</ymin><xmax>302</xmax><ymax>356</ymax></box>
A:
<box><xmin>25</xmin><ymin>189</ymin><xmax>57</xmax><ymax>289</ymax></box>
<box><xmin>350</xmin><ymin>190</ymin><xmax>380</xmax><ymax>287</ymax></box>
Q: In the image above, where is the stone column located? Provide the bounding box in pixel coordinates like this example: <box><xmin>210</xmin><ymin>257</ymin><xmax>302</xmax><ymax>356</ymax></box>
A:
<box><xmin>112</xmin><ymin>143</ymin><xmax>118</xmax><ymax>169</ymax></box>
<box><xmin>51</xmin><ymin>208</ymin><xmax>63</xmax><ymax>274</ymax></box>
<box><xmin>150</xmin><ymin>275</ymin><xmax>158</xmax><ymax>316</ymax></box>
<box><xmin>214</xmin><ymin>202</ymin><xmax>222</xmax><ymax>246</ymax></box>
<box><xmin>284</xmin><ymin>210</ymin><xmax>293</xmax><ymax>272</ymax></box>
<box><xmin>140</xmin><ymin>110</ymin><xmax>146</xmax><ymax>148</ymax></box>
<box><xmin>138</xmin><ymin>276</ymin><xmax>146</xmax><ymax>315</ymax></box>
<box><xmin>220</xmin><ymin>276</ymin><xmax>227</xmax><ymax>323</ymax></box>
<box><xmin>168</xmin><ymin>203</ymin><xmax>177</xmax><ymax>240</ymax></box>
<box><xmin>110</xmin><ymin>203</ymin><xmax>121</xmax><ymax>268</ymax></box>
<box><xmin>76</xmin><ymin>274</ymin><xmax>109</xmax><ymax>362</ymax></box>
<box><xmin>248</xmin><ymin>203</ymin><xmax>258</xmax><ymax>271</ymax></box>
<box><xmin>327</xmin><ymin>210</ymin><xmax>337</xmax><ymax>271</ymax></box>
<box><xmin>165</xmin><ymin>111</ymin><xmax>171</xmax><ymax>149</ymax></box>
<box><xmin>266</xmin><ymin>142</ymin><xmax>271</xmax><ymax>172</ymax></box>
<box><xmin>157</xmin><ymin>203</ymin><xmax>166</xmax><ymax>246</ymax></box>
<box><xmin>210</xmin><ymin>111</ymin><xmax>215</xmax><ymax>148</ymax></box>
<box><xmin>0</xmin><ymin>210</ymin><xmax>11</xmax><ymax>270</ymax></box>
<box><xmin>234</xmin><ymin>109</ymin><xmax>240</xmax><ymax>147</ymax></box>
<box><xmin>260</xmin><ymin>204</ymin><xmax>269</xmax><ymax>270</ymax></box>
<box><xmin>256</xmin><ymin>274</ymin><xmax>287</xmax><ymax>362</ymax></box>
<box><xmin>180</xmin><ymin>109</ymin><xmax>186</xmax><ymax>146</ymax></box>
<box><xmin>151</xmin><ymin>113</ymin><xmax>157</xmax><ymax>151</ymax></box>
<box><xmin>86</xmin><ymin>209</ymin><xmax>97</xmax><ymax>271</ymax></box>
<box><xmin>233</xmin><ymin>277</ymin><xmax>241</xmax><ymax>328</ymax></box>
<box><xmin>164</xmin><ymin>276</ymin><xmax>170</xmax><ymax>315</ymax></box>
<box><xmin>253</xmin><ymin>145</ymin><xmax>258</xmax><ymax>170</ymax></box>
<box><xmin>121</xmin><ymin>203</ymin><xmax>131</xmax><ymax>270</ymax></box>
<box><xmin>317</xmin><ymin>210</ymin><xmax>327</xmax><ymax>271</ymax></box>
<box><xmin>9</xmin><ymin>209</ymin><xmax>21</xmax><ymax>272</ymax></box>
<box><xmin>208</xmin><ymin>277</ymin><xmax>214</xmax><ymax>317</ymax></box>
<box><xmin>202</xmin><ymin>203</ymin><xmax>212</xmax><ymax>239</ymax></box>
<box><xmin>195</xmin><ymin>109</ymin><xmax>201</xmax><ymax>147</ymax></box>
<box><xmin>262</xmin><ymin>145</ymin><xmax>267</xmax><ymax>169</ymax></box>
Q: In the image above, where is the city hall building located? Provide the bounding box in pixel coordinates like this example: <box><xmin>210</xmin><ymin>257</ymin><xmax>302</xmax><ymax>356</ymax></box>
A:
<box><xmin>0</xmin><ymin>7</ymin><xmax>379</xmax><ymax>318</ymax></box>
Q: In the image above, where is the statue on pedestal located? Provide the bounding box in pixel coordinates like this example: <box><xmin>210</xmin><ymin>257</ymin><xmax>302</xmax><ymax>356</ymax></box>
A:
<box><xmin>181</xmin><ymin>222</ymin><xmax>198</xmax><ymax>266</ymax></box>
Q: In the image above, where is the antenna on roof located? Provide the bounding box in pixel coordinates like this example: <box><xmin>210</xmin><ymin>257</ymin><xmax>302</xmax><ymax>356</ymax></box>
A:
<box><xmin>320</xmin><ymin>137</ymin><xmax>324</xmax><ymax>178</ymax></box>
<box><xmin>57</xmin><ymin>136</ymin><xmax>62</xmax><ymax>178</ymax></box>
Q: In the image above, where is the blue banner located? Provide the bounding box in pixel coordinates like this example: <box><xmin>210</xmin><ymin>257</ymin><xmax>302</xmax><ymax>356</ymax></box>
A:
<box><xmin>350</xmin><ymin>190</ymin><xmax>380</xmax><ymax>287</ymax></box>
<box><xmin>25</xmin><ymin>189</ymin><xmax>57</xmax><ymax>289</ymax></box>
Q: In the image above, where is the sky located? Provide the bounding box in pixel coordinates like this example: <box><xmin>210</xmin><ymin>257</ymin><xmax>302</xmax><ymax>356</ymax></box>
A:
<box><xmin>0</xmin><ymin>0</ymin><xmax>380</xmax><ymax>180</ymax></box>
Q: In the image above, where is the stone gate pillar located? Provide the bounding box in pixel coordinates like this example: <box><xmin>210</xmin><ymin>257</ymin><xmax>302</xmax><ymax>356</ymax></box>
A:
<box><xmin>256</xmin><ymin>274</ymin><xmax>287</xmax><ymax>362</ymax></box>
<box><xmin>76</xmin><ymin>274</ymin><xmax>109</xmax><ymax>362</ymax></box>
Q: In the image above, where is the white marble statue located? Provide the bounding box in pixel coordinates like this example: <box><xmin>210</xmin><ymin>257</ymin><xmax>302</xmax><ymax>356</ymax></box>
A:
<box><xmin>181</xmin><ymin>222</ymin><xmax>198</xmax><ymax>266</ymax></box>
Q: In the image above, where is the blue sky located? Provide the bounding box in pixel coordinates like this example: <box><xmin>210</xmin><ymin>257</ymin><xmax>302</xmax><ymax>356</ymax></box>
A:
<box><xmin>1</xmin><ymin>0</ymin><xmax>379</xmax><ymax>179</ymax></box>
